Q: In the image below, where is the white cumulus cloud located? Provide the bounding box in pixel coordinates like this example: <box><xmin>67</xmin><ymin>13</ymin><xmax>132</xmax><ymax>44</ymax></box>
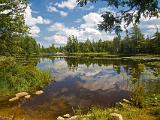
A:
<box><xmin>79</xmin><ymin>5</ymin><xmax>94</xmax><ymax>11</ymax></box>
<box><xmin>29</xmin><ymin>25</ymin><xmax>40</xmax><ymax>37</ymax></box>
<box><xmin>47</xmin><ymin>3</ymin><xmax>68</xmax><ymax>17</ymax></box>
<box><xmin>45</xmin><ymin>34</ymin><xmax>68</xmax><ymax>46</ymax></box>
<box><xmin>48</xmin><ymin>22</ymin><xmax>65</xmax><ymax>32</ymax></box>
<box><xmin>59</xmin><ymin>11</ymin><xmax>68</xmax><ymax>17</ymax></box>
<box><xmin>139</xmin><ymin>17</ymin><xmax>160</xmax><ymax>37</ymax></box>
<box><xmin>45</xmin><ymin>11</ymin><xmax>159</xmax><ymax>46</ymax></box>
<box><xmin>55</xmin><ymin>0</ymin><xmax>77</xmax><ymax>10</ymax></box>
<box><xmin>25</xmin><ymin>5</ymin><xmax>51</xmax><ymax>37</ymax></box>
<box><xmin>46</xmin><ymin>12</ymin><xmax>114</xmax><ymax>46</ymax></box>
<box><xmin>80</xmin><ymin>12</ymin><xmax>103</xmax><ymax>29</ymax></box>
<box><xmin>47</xmin><ymin>5</ymin><xmax>58</xmax><ymax>12</ymax></box>
<box><xmin>25</xmin><ymin>6</ymin><xmax>51</xmax><ymax>26</ymax></box>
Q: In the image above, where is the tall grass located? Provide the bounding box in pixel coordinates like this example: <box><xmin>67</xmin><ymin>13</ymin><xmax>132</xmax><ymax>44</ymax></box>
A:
<box><xmin>0</xmin><ymin>56</ymin><xmax>52</xmax><ymax>96</ymax></box>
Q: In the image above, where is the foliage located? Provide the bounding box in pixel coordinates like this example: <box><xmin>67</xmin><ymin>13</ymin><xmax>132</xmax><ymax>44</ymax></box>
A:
<box><xmin>0</xmin><ymin>56</ymin><xmax>52</xmax><ymax>96</ymax></box>
<box><xmin>0</xmin><ymin>34</ymin><xmax>41</xmax><ymax>56</ymax></box>
<box><xmin>130</xmin><ymin>25</ymin><xmax>145</xmax><ymax>53</ymax></box>
<box><xmin>18</xmin><ymin>36</ymin><xmax>41</xmax><ymax>56</ymax></box>
<box><xmin>41</xmin><ymin>44</ymin><xmax>57</xmax><ymax>54</ymax></box>
<box><xmin>151</xmin><ymin>30</ymin><xmax>160</xmax><ymax>54</ymax></box>
<box><xmin>144</xmin><ymin>94</ymin><xmax>160</xmax><ymax>107</ymax></box>
<box><xmin>58</xmin><ymin>25</ymin><xmax>160</xmax><ymax>54</ymax></box>
<box><xmin>152</xmin><ymin>107</ymin><xmax>160</xmax><ymax>120</ymax></box>
<box><xmin>132</xmin><ymin>85</ymin><xmax>145</xmax><ymax>108</ymax></box>
<box><xmin>65</xmin><ymin>36</ymin><xmax>79</xmax><ymax>53</ymax></box>
<box><xmin>87</xmin><ymin>107</ymin><xmax>110</xmax><ymax>120</ymax></box>
<box><xmin>0</xmin><ymin>0</ymin><xmax>42</xmax><ymax>56</ymax></box>
<box><xmin>0</xmin><ymin>0</ymin><xmax>28</xmax><ymax>33</ymax></box>
<box><xmin>76</xmin><ymin>104</ymin><xmax>159</xmax><ymax>120</ymax></box>
<box><xmin>78</xmin><ymin>0</ymin><xmax>160</xmax><ymax>34</ymax></box>
<box><xmin>0</xmin><ymin>0</ymin><xmax>28</xmax><ymax>55</ymax></box>
<box><xmin>146</xmin><ymin>62</ymin><xmax>160</xmax><ymax>68</ymax></box>
<box><xmin>75</xmin><ymin>91</ymin><xmax>160</xmax><ymax>119</ymax></box>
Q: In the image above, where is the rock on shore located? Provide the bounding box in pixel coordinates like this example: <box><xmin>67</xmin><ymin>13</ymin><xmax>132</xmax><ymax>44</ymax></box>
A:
<box><xmin>109</xmin><ymin>113</ymin><xmax>123</xmax><ymax>120</ymax></box>
<box><xmin>16</xmin><ymin>92</ymin><xmax>28</xmax><ymax>98</ymax></box>
<box><xmin>35</xmin><ymin>90</ymin><xmax>44</xmax><ymax>95</ymax></box>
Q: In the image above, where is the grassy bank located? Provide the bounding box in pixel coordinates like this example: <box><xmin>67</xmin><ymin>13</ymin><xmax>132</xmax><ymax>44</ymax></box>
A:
<box><xmin>72</xmin><ymin>94</ymin><xmax>160</xmax><ymax>120</ymax></box>
<box><xmin>0</xmin><ymin>56</ymin><xmax>52</xmax><ymax>96</ymax></box>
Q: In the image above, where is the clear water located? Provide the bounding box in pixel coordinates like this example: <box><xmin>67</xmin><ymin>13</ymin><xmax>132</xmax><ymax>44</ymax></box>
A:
<box><xmin>0</xmin><ymin>57</ymin><xmax>159</xmax><ymax>120</ymax></box>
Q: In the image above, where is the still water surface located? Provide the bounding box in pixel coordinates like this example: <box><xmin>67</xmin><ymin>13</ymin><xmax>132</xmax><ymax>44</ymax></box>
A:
<box><xmin>1</xmin><ymin>57</ymin><xmax>159</xmax><ymax>119</ymax></box>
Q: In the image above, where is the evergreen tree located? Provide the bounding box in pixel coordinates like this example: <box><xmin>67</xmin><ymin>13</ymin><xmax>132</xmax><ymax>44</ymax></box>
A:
<box><xmin>152</xmin><ymin>30</ymin><xmax>160</xmax><ymax>54</ymax></box>
<box><xmin>130</xmin><ymin>25</ymin><xmax>145</xmax><ymax>53</ymax></box>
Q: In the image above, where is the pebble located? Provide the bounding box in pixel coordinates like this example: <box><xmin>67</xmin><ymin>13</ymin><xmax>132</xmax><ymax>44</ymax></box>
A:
<box><xmin>35</xmin><ymin>90</ymin><xmax>44</xmax><ymax>95</ymax></box>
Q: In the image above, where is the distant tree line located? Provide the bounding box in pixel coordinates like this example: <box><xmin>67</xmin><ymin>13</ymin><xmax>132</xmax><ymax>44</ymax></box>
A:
<box><xmin>41</xmin><ymin>44</ymin><xmax>57</xmax><ymax>54</ymax></box>
<box><xmin>57</xmin><ymin>25</ymin><xmax>160</xmax><ymax>54</ymax></box>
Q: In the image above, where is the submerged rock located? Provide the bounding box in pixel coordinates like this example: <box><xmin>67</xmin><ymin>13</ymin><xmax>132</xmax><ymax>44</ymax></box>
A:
<box><xmin>109</xmin><ymin>113</ymin><xmax>123</xmax><ymax>120</ymax></box>
<box><xmin>16</xmin><ymin>92</ymin><xmax>28</xmax><ymax>98</ymax></box>
<box><xmin>25</xmin><ymin>95</ymin><xmax>31</xmax><ymax>99</ymax></box>
<box><xmin>9</xmin><ymin>97</ymin><xmax>19</xmax><ymax>102</ymax></box>
<box><xmin>57</xmin><ymin>116</ymin><xmax>65</xmax><ymax>120</ymax></box>
<box><xmin>63</xmin><ymin>114</ymin><xmax>70</xmax><ymax>118</ymax></box>
<box><xmin>35</xmin><ymin>90</ymin><xmax>44</xmax><ymax>95</ymax></box>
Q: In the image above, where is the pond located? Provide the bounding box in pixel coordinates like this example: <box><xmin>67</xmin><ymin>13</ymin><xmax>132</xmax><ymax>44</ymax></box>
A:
<box><xmin>0</xmin><ymin>57</ymin><xmax>159</xmax><ymax>120</ymax></box>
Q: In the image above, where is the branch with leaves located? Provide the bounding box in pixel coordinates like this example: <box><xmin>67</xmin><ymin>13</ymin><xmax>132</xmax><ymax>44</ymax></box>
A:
<box><xmin>77</xmin><ymin>0</ymin><xmax>160</xmax><ymax>34</ymax></box>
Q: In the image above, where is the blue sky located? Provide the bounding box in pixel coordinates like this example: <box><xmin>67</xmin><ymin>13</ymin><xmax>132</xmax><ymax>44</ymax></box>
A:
<box><xmin>25</xmin><ymin>0</ymin><xmax>160</xmax><ymax>47</ymax></box>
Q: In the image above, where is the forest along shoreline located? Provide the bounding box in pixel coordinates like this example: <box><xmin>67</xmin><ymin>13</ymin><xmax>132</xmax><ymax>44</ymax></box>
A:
<box><xmin>45</xmin><ymin>53</ymin><xmax>160</xmax><ymax>61</ymax></box>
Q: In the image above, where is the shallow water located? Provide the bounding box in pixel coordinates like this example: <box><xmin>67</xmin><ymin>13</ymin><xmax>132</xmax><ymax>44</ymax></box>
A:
<box><xmin>0</xmin><ymin>57</ymin><xmax>159</xmax><ymax>120</ymax></box>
